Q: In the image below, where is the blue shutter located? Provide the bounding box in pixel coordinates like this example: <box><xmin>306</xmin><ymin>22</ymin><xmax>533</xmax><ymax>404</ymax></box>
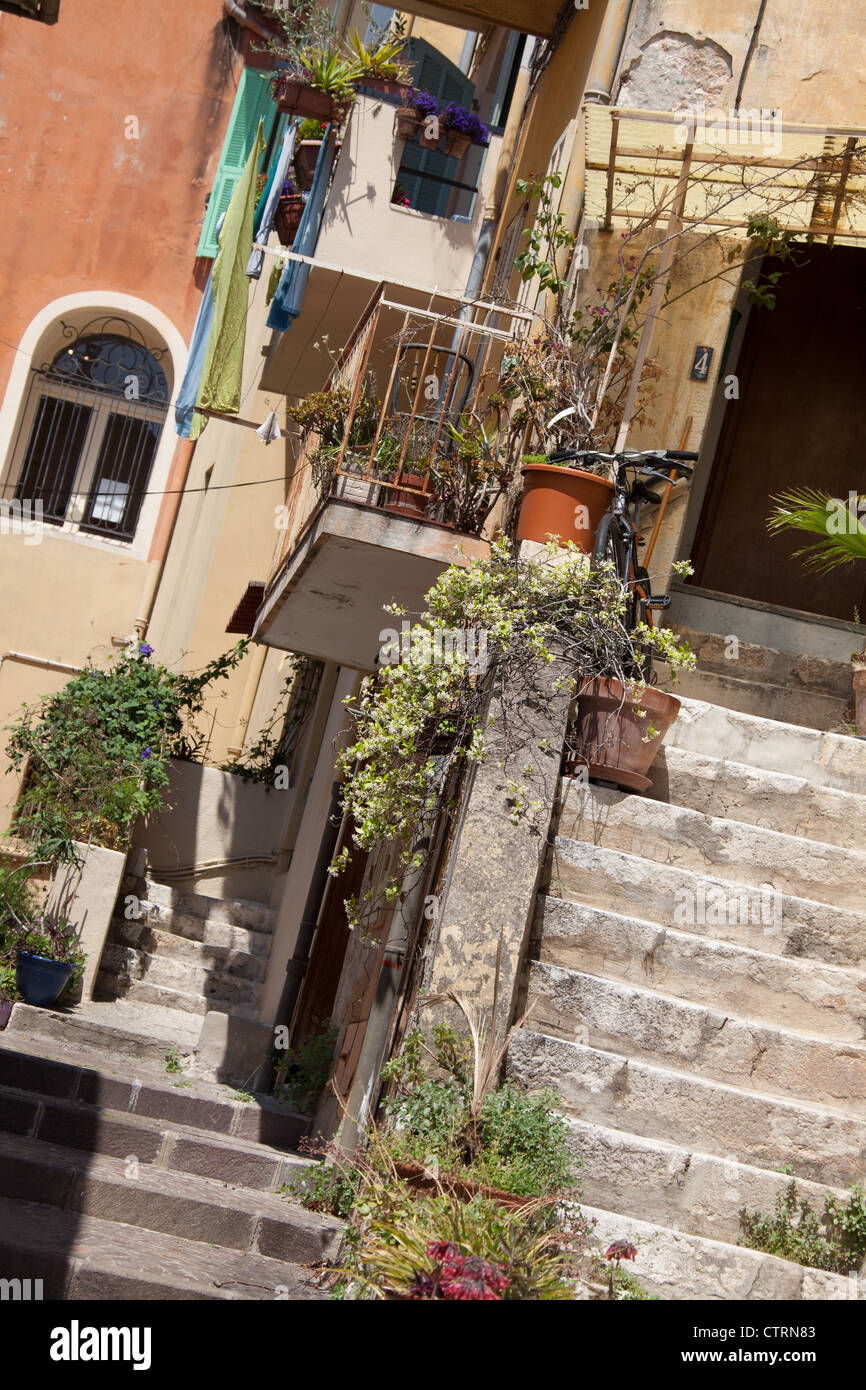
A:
<box><xmin>197</xmin><ymin>69</ymin><xmax>276</xmax><ymax>258</ymax></box>
<box><xmin>399</xmin><ymin>39</ymin><xmax>475</xmax><ymax>218</ymax></box>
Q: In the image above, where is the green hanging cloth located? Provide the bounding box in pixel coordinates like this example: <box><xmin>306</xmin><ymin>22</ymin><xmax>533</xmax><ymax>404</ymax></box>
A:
<box><xmin>190</xmin><ymin>118</ymin><xmax>267</xmax><ymax>441</ymax></box>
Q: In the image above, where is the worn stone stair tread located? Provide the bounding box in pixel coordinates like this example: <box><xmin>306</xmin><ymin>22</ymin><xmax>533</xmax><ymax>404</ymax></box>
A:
<box><xmin>0</xmin><ymin>1193</ymin><xmax>326</xmax><ymax>1300</ymax></box>
<box><xmin>665</xmin><ymin>666</ymin><xmax>846</xmax><ymax>733</ymax></box>
<box><xmin>527</xmin><ymin>959</ymin><xmax>866</xmax><ymax>1115</ymax></box>
<box><xmin>667</xmin><ymin>625</ymin><xmax>852</xmax><ymax>698</ymax></box>
<box><xmin>0</xmin><ymin>1128</ymin><xmax>338</xmax><ymax>1263</ymax></box>
<box><xmin>649</xmin><ymin>743</ymin><xmax>866</xmax><ymax>850</ymax></box>
<box><xmin>550</xmin><ymin>839</ymin><xmax>866</xmax><ymax>971</ymax></box>
<box><xmin>94</xmin><ymin>971</ymin><xmax>261</xmax><ymax>1022</ymax></box>
<box><xmin>538</xmin><ymin>896</ymin><xmax>866</xmax><ymax>1042</ymax></box>
<box><xmin>143</xmin><ymin>880</ymin><xmax>277</xmax><ymax>930</ymax></box>
<box><xmin>508</xmin><ymin>1029</ymin><xmax>866</xmax><ymax>1186</ymax></box>
<box><xmin>0</xmin><ymin>1036</ymin><xmax>308</xmax><ymax>1140</ymax></box>
<box><xmin>565</xmin><ymin>1113</ymin><xmax>844</xmax><ymax>1246</ymax></box>
<box><xmin>0</xmin><ymin>1079</ymin><xmax>310</xmax><ymax>1171</ymax></box>
<box><xmin>110</xmin><ymin>919</ymin><xmax>267</xmax><ymax>979</ymax></box>
<box><xmin>557</xmin><ymin>788</ymin><xmax>866</xmax><ymax>910</ymax></box>
<box><xmin>664</xmin><ymin>695</ymin><xmax>866</xmax><ymax>791</ymax></box>
<box><xmin>579</xmin><ymin>1203</ymin><xmax>852</xmax><ymax>1300</ymax></box>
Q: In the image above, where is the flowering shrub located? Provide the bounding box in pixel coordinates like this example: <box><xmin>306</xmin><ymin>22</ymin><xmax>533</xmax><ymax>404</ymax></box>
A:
<box><xmin>5</xmin><ymin>641</ymin><xmax>249</xmax><ymax>860</ymax></box>
<box><xmin>410</xmin><ymin>1242</ymin><xmax>509</xmax><ymax>1300</ymax></box>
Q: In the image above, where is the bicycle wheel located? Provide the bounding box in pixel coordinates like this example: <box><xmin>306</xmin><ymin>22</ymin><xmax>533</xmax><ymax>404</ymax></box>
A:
<box><xmin>592</xmin><ymin>512</ymin><xmax>627</xmax><ymax>581</ymax></box>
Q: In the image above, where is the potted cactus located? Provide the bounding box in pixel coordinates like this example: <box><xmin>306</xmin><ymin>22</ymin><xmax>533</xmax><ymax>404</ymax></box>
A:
<box><xmin>345</xmin><ymin>29</ymin><xmax>411</xmax><ymax>101</ymax></box>
<box><xmin>274</xmin><ymin>46</ymin><xmax>355</xmax><ymax>123</ymax></box>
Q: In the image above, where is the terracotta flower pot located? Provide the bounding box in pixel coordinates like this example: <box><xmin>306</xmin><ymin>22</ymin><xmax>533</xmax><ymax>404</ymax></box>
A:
<box><xmin>293</xmin><ymin>139</ymin><xmax>323</xmax><ymax>190</ymax></box>
<box><xmin>385</xmin><ymin>472</ymin><xmax>433</xmax><ymax>519</ymax></box>
<box><xmin>853</xmin><ymin>663</ymin><xmax>866</xmax><ymax>736</ymax></box>
<box><xmin>274</xmin><ymin>193</ymin><xmax>304</xmax><ymax>245</ymax></box>
<box><xmin>354</xmin><ymin>77</ymin><xmax>411</xmax><ymax>101</ymax></box>
<box><xmin>516</xmin><ymin>461</ymin><xmax>614</xmax><ymax>552</ymax></box>
<box><xmin>275</xmin><ymin>79</ymin><xmax>342</xmax><ymax>122</ymax></box>
<box><xmin>418</xmin><ymin>124</ymin><xmax>442</xmax><ymax>151</ymax></box>
<box><xmin>393</xmin><ymin>1160</ymin><xmax>527</xmax><ymax>1210</ymax></box>
<box><xmin>443</xmin><ymin>128</ymin><xmax>471</xmax><ymax>158</ymax></box>
<box><xmin>569</xmin><ymin>677</ymin><xmax>681</xmax><ymax>793</ymax></box>
<box><xmin>395</xmin><ymin>107</ymin><xmax>420</xmax><ymax>138</ymax></box>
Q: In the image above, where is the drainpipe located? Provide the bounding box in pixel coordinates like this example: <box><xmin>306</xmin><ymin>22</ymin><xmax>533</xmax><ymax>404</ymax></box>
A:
<box><xmin>226</xmin><ymin>642</ymin><xmax>269</xmax><ymax>758</ymax></box>
<box><xmin>0</xmin><ymin>652</ymin><xmax>82</xmax><ymax>677</ymax></box>
<box><xmin>134</xmin><ymin>438</ymin><xmax>196</xmax><ymax>639</ymax></box>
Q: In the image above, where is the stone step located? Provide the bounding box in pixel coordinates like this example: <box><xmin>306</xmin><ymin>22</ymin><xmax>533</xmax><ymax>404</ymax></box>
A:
<box><xmin>3</xmin><ymin>999</ymin><xmax>203</xmax><ymax>1069</ymax></box>
<box><xmin>557</xmin><ymin>784</ymin><xmax>866</xmax><ymax>911</ymax></box>
<box><xmin>526</xmin><ymin>959</ymin><xmax>866</xmax><ymax>1116</ymax></box>
<box><xmin>550</xmin><ymin>839</ymin><xmax>866</xmax><ymax>972</ymax></box>
<box><xmin>143</xmin><ymin>880</ymin><xmax>276</xmax><ymax>932</ymax></box>
<box><xmin>663</xmin><ymin>696</ymin><xmax>866</xmax><ymax>792</ymax></box>
<box><xmin>649</xmin><ymin>744</ymin><xmax>866</xmax><ymax>851</ymax></box>
<box><xmin>110</xmin><ymin>918</ymin><xmax>267</xmax><ymax>982</ymax></box>
<box><xmin>538</xmin><ymin>897</ymin><xmax>866</xmax><ymax>1043</ymax></box>
<box><xmin>579</xmin><ymin>1203</ymin><xmax>851</xmax><ymax>1300</ymax></box>
<box><xmin>0</xmin><ymin>1045</ymin><xmax>308</xmax><ymax>1150</ymax></box>
<box><xmin>666</xmin><ymin>667</ymin><xmax>847</xmax><ymax>733</ymax></box>
<box><xmin>0</xmin><ymin>1129</ymin><xmax>339</xmax><ymax>1267</ymax></box>
<box><xmin>100</xmin><ymin>941</ymin><xmax>263</xmax><ymax>1008</ymax></box>
<box><xmin>668</xmin><ymin>625</ymin><xmax>852</xmax><ymax>700</ymax></box>
<box><xmin>508</xmin><ymin>1029</ymin><xmax>866</xmax><ymax>1188</ymax></box>
<box><xmin>137</xmin><ymin>901</ymin><xmax>274</xmax><ymax>957</ymax></box>
<box><xmin>567</xmin><ymin>1115</ymin><xmax>843</xmax><ymax>1247</ymax></box>
<box><xmin>0</xmin><ymin>1194</ymin><xmax>326</xmax><ymax>1300</ymax></box>
<box><xmin>0</xmin><ymin>1043</ymin><xmax>308</xmax><ymax>1151</ymax></box>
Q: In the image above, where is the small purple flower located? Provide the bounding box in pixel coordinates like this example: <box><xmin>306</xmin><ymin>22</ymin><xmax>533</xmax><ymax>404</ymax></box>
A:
<box><xmin>141</xmin><ymin>746</ymin><xmax>152</xmax><ymax>760</ymax></box>
<box><xmin>411</xmin><ymin>89</ymin><xmax>439</xmax><ymax>120</ymax></box>
<box><xmin>152</xmin><ymin>700</ymin><xmax>160</xmax><ymax>709</ymax></box>
<box><xmin>139</xmin><ymin>642</ymin><xmax>153</xmax><ymax>657</ymax></box>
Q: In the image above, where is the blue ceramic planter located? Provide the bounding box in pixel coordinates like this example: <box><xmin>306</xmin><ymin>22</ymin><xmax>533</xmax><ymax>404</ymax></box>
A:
<box><xmin>15</xmin><ymin>952</ymin><xmax>74</xmax><ymax>1008</ymax></box>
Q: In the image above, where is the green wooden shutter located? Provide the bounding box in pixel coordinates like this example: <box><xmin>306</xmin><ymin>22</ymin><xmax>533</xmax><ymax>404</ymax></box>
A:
<box><xmin>399</xmin><ymin>39</ymin><xmax>474</xmax><ymax>218</ymax></box>
<box><xmin>197</xmin><ymin>68</ymin><xmax>275</xmax><ymax>257</ymax></box>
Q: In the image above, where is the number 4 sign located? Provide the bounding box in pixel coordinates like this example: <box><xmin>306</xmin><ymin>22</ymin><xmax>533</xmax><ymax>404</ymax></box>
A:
<box><xmin>690</xmin><ymin>345</ymin><xmax>714</xmax><ymax>381</ymax></box>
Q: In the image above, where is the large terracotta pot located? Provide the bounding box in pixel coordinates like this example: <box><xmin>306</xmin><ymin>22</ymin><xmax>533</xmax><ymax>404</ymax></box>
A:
<box><xmin>293</xmin><ymin>139</ymin><xmax>323</xmax><ymax>190</ymax></box>
<box><xmin>516</xmin><ymin>462</ymin><xmax>614</xmax><ymax>552</ymax></box>
<box><xmin>354</xmin><ymin>77</ymin><xmax>411</xmax><ymax>101</ymax></box>
<box><xmin>569</xmin><ymin>677</ymin><xmax>681</xmax><ymax>793</ymax></box>
<box><xmin>853</xmin><ymin>663</ymin><xmax>866</xmax><ymax>736</ymax></box>
<box><xmin>385</xmin><ymin>472</ymin><xmax>433</xmax><ymax>519</ymax></box>
<box><xmin>393</xmin><ymin>1160</ymin><xmax>526</xmax><ymax>1210</ymax></box>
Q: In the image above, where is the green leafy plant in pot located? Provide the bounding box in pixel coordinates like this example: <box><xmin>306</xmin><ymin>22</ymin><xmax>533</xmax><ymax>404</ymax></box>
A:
<box><xmin>0</xmin><ymin>861</ymin><xmax>85</xmax><ymax>1009</ymax></box>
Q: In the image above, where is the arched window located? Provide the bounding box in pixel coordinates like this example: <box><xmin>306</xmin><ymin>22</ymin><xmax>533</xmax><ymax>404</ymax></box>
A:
<box><xmin>12</xmin><ymin>317</ymin><xmax>169</xmax><ymax>541</ymax></box>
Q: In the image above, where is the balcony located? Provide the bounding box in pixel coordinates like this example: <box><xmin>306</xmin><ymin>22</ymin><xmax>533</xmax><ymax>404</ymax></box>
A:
<box><xmin>252</xmin><ymin>292</ymin><xmax>532</xmax><ymax>671</ymax></box>
<box><xmin>260</xmin><ymin>94</ymin><xmax>502</xmax><ymax>400</ymax></box>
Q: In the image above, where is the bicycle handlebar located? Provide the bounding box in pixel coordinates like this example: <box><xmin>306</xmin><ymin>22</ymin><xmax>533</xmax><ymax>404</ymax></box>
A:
<box><xmin>547</xmin><ymin>447</ymin><xmax>696</xmax><ymax>478</ymax></box>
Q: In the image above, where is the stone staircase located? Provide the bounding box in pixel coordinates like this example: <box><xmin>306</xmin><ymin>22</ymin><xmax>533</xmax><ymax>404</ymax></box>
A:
<box><xmin>97</xmin><ymin>877</ymin><xmax>274</xmax><ymax>1024</ymax></box>
<box><xmin>0</xmin><ymin>1033</ymin><xmax>341</xmax><ymax>1298</ymax></box>
<box><xmin>510</xmin><ymin>690</ymin><xmax>866</xmax><ymax>1300</ymax></box>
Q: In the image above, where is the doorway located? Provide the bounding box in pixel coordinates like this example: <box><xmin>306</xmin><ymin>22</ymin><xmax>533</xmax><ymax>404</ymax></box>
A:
<box><xmin>689</xmin><ymin>243</ymin><xmax>866</xmax><ymax>623</ymax></box>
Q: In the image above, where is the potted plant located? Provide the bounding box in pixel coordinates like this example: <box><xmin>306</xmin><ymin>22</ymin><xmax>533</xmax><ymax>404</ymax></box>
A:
<box><xmin>15</xmin><ymin>909</ymin><xmax>86</xmax><ymax>1008</ymax></box>
<box><xmin>516</xmin><ymin>453</ymin><xmax>615</xmax><ymax>553</ymax></box>
<box><xmin>344</xmin><ymin>27</ymin><xmax>412</xmax><ymax>101</ymax></box>
<box><xmin>274</xmin><ymin>177</ymin><xmax>305</xmax><ymax>245</ymax></box>
<box><xmin>405</xmin><ymin>89</ymin><xmax>441</xmax><ymax>150</ymax></box>
<box><xmin>293</xmin><ymin>118</ymin><xmax>328</xmax><ymax>190</ymax></box>
<box><xmin>428</xmin><ymin>417</ymin><xmax>510</xmax><ymax>533</ymax></box>
<box><xmin>274</xmin><ymin>46</ymin><xmax>355</xmax><ymax>123</ymax></box>
<box><xmin>441</xmin><ymin>102</ymin><xmax>488</xmax><ymax>159</ymax></box>
<box><xmin>564</xmin><ymin>581</ymin><xmax>694</xmax><ymax>793</ymax></box>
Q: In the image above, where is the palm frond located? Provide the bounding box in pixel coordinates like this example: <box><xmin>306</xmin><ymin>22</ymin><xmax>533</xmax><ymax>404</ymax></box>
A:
<box><xmin>768</xmin><ymin>488</ymin><xmax>866</xmax><ymax>573</ymax></box>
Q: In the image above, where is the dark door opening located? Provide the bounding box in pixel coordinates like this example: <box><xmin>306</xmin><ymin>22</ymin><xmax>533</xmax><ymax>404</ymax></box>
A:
<box><xmin>690</xmin><ymin>243</ymin><xmax>866</xmax><ymax>623</ymax></box>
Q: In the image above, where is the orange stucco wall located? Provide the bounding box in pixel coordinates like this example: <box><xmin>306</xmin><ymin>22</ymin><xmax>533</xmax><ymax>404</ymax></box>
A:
<box><xmin>0</xmin><ymin>0</ymin><xmax>244</xmax><ymax>395</ymax></box>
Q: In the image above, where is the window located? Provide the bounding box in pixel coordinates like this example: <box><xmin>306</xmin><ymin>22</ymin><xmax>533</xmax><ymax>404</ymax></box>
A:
<box><xmin>397</xmin><ymin>39</ymin><xmax>476</xmax><ymax>218</ymax></box>
<box><xmin>198</xmin><ymin>67</ymin><xmax>278</xmax><ymax>258</ymax></box>
<box><xmin>11</xmin><ymin>323</ymin><xmax>169</xmax><ymax>542</ymax></box>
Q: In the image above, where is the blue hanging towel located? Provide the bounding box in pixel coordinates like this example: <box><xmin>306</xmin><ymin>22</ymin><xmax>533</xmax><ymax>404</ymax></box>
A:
<box><xmin>267</xmin><ymin>126</ymin><xmax>336</xmax><ymax>332</ymax></box>
<box><xmin>174</xmin><ymin>265</ymin><xmax>214</xmax><ymax>439</ymax></box>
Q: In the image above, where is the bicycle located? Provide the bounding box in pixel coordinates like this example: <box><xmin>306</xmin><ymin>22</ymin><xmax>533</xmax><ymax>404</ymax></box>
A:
<box><xmin>548</xmin><ymin>447</ymin><xmax>697</xmax><ymax>632</ymax></box>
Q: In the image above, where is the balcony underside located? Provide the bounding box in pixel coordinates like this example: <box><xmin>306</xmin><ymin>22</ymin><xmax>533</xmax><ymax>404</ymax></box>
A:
<box><xmin>252</xmin><ymin>499</ymin><xmax>490</xmax><ymax>671</ymax></box>
<box><xmin>397</xmin><ymin>0</ymin><xmax>563</xmax><ymax>37</ymax></box>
